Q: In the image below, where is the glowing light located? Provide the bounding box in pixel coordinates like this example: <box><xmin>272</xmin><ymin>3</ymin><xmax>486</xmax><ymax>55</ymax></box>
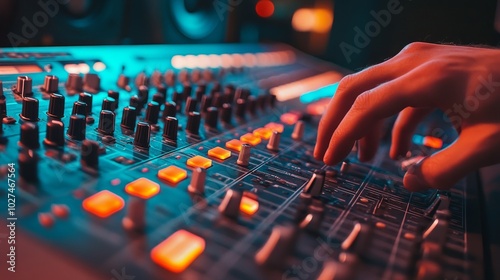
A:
<box><xmin>256</xmin><ymin>0</ymin><xmax>274</xmax><ymax>18</ymax></box>
<box><xmin>92</xmin><ymin>61</ymin><xmax>106</xmax><ymax>72</ymax></box>
<box><xmin>292</xmin><ymin>8</ymin><xmax>334</xmax><ymax>33</ymax></box>
<box><xmin>185</xmin><ymin>55</ymin><xmax>197</xmax><ymax>69</ymax></box>
<box><xmin>171</xmin><ymin>55</ymin><xmax>185</xmax><ymax>69</ymax></box>
<box><xmin>270</xmin><ymin>71</ymin><xmax>343</xmax><ymax>102</ymax></box>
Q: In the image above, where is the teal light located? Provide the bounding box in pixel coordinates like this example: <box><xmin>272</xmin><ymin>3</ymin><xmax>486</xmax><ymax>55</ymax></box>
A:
<box><xmin>412</xmin><ymin>135</ymin><xmax>424</xmax><ymax>145</ymax></box>
<box><xmin>300</xmin><ymin>82</ymin><xmax>339</xmax><ymax>103</ymax></box>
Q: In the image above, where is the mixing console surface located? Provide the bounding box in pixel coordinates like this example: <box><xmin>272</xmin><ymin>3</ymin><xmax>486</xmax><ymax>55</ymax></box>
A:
<box><xmin>0</xmin><ymin>44</ymin><xmax>485</xmax><ymax>280</ymax></box>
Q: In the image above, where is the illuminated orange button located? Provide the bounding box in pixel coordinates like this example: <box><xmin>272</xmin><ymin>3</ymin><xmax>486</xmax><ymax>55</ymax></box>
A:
<box><xmin>82</xmin><ymin>190</ymin><xmax>124</xmax><ymax>218</ymax></box>
<box><xmin>280</xmin><ymin>112</ymin><xmax>300</xmax><ymax>125</ymax></box>
<box><xmin>208</xmin><ymin>147</ymin><xmax>231</xmax><ymax>160</ymax></box>
<box><xmin>423</xmin><ymin>136</ymin><xmax>443</xmax><ymax>149</ymax></box>
<box><xmin>125</xmin><ymin>177</ymin><xmax>160</xmax><ymax>199</ymax></box>
<box><xmin>151</xmin><ymin>230</ymin><xmax>205</xmax><ymax>273</ymax></box>
<box><xmin>158</xmin><ymin>166</ymin><xmax>188</xmax><ymax>184</ymax></box>
<box><xmin>265</xmin><ymin>122</ymin><xmax>284</xmax><ymax>133</ymax></box>
<box><xmin>187</xmin><ymin>155</ymin><xmax>212</xmax><ymax>169</ymax></box>
<box><xmin>253</xmin><ymin>128</ymin><xmax>273</xmax><ymax>140</ymax></box>
<box><xmin>240</xmin><ymin>196</ymin><xmax>259</xmax><ymax>216</ymax></box>
<box><xmin>240</xmin><ymin>133</ymin><xmax>261</xmax><ymax>146</ymax></box>
<box><xmin>226</xmin><ymin>139</ymin><xmax>243</xmax><ymax>152</ymax></box>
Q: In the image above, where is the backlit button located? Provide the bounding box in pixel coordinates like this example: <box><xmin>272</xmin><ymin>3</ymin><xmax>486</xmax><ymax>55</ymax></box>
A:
<box><xmin>226</xmin><ymin>139</ymin><xmax>243</xmax><ymax>152</ymax></box>
<box><xmin>187</xmin><ymin>155</ymin><xmax>212</xmax><ymax>169</ymax></box>
<box><xmin>208</xmin><ymin>147</ymin><xmax>231</xmax><ymax>160</ymax></box>
<box><xmin>158</xmin><ymin>166</ymin><xmax>188</xmax><ymax>185</ymax></box>
<box><xmin>82</xmin><ymin>190</ymin><xmax>124</xmax><ymax>218</ymax></box>
<box><xmin>151</xmin><ymin>230</ymin><xmax>205</xmax><ymax>273</ymax></box>
<box><xmin>265</xmin><ymin>122</ymin><xmax>284</xmax><ymax>133</ymax></box>
<box><xmin>125</xmin><ymin>177</ymin><xmax>160</xmax><ymax>199</ymax></box>
<box><xmin>240</xmin><ymin>133</ymin><xmax>261</xmax><ymax>146</ymax></box>
<box><xmin>253</xmin><ymin>127</ymin><xmax>272</xmax><ymax>140</ymax></box>
<box><xmin>240</xmin><ymin>196</ymin><xmax>259</xmax><ymax>216</ymax></box>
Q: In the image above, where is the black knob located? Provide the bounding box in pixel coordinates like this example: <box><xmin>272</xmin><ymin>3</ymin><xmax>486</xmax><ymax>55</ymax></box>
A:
<box><xmin>184</xmin><ymin>97</ymin><xmax>198</xmax><ymax>114</ymax></box>
<box><xmin>235</xmin><ymin>98</ymin><xmax>246</xmax><ymax>119</ymax></box>
<box><xmin>130</xmin><ymin>95</ymin><xmax>142</xmax><ymax>111</ymax></box>
<box><xmin>134</xmin><ymin>122</ymin><xmax>151</xmax><ymax>150</ymax></box>
<box><xmin>268</xmin><ymin>94</ymin><xmax>277</xmax><ymax>108</ymax></box>
<box><xmin>14</xmin><ymin>76</ymin><xmax>33</xmax><ymax>97</ymax></box>
<box><xmin>83</xmin><ymin>73</ymin><xmax>100</xmax><ymax>93</ymax></box>
<box><xmin>20</xmin><ymin>97</ymin><xmax>39</xmax><ymax>122</ymax></box>
<box><xmin>210</xmin><ymin>82</ymin><xmax>222</xmax><ymax>95</ymax></box>
<box><xmin>67</xmin><ymin>114</ymin><xmax>86</xmax><ymax>140</ymax></box>
<box><xmin>163</xmin><ymin>102</ymin><xmax>177</xmax><ymax>119</ymax></box>
<box><xmin>235</xmin><ymin>88</ymin><xmax>250</xmax><ymax>101</ymax></box>
<box><xmin>212</xmin><ymin>93</ymin><xmax>224</xmax><ymax>108</ymax></box>
<box><xmin>135</xmin><ymin>72</ymin><xmax>149</xmax><ymax>87</ymax></box>
<box><xmin>137</xmin><ymin>85</ymin><xmax>149</xmax><ymax>107</ymax></box>
<box><xmin>221</xmin><ymin>103</ymin><xmax>232</xmax><ymax>124</ymax></box>
<box><xmin>19</xmin><ymin>122</ymin><xmax>40</xmax><ymax>149</ymax></box>
<box><xmin>145</xmin><ymin>102</ymin><xmax>160</xmax><ymax>124</ymax></box>
<box><xmin>81</xmin><ymin>140</ymin><xmax>99</xmax><ymax>170</ymax></box>
<box><xmin>44</xmin><ymin>120</ymin><xmax>65</xmax><ymax>147</ymax></box>
<box><xmin>303</xmin><ymin>169</ymin><xmax>326</xmax><ymax>197</ymax></box>
<box><xmin>182</xmin><ymin>84</ymin><xmax>192</xmax><ymax>101</ymax></box>
<box><xmin>101</xmin><ymin>97</ymin><xmax>116</xmax><ymax>112</ymax></box>
<box><xmin>47</xmin><ymin>93</ymin><xmax>65</xmax><ymax>119</ymax></box>
<box><xmin>173</xmin><ymin>91</ymin><xmax>183</xmax><ymax>112</ymax></box>
<box><xmin>117</xmin><ymin>74</ymin><xmax>130</xmax><ymax>90</ymax></box>
<box><xmin>120</xmin><ymin>106</ymin><xmax>137</xmax><ymax>131</ymax></box>
<box><xmin>157</xmin><ymin>84</ymin><xmax>167</xmax><ymax>96</ymax></box>
<box><xmin>108</xmin><ymin>90</ymin><xmax>120</xmax><ymax>107</ymax></box>
<box><xmin>163</xmin><ymin>117</ymin><xmax>178</xmax><ymax>143</ymax></box>
<box><xmin>247</xmin><ymin>96</ymin><xmax>257</xmax><ymax>115</ymax></box>
<box><xmin>78</xmin><ymin>92</ymin><xmax>93</xmax><ymax>115</ymax></box>
<box><xmin>151</xmin><ymin>70</ymin><xmax>163</xmax><ymax>87</ymax></box>
<box><xmin>42</xmin><ymin>75</ymin><xmax>59</xmax><ymax>93</ymax></box>
<box><xmin>224</xmin><ymin>84</ymin><xmax>236</xmax><ymax>102</ymax></box>
<box><xmin>205</xmin><ymin>107</ymin><xmax>219</xmax><ymax>129</ymax></box>
<box><xmin>71</xmin><ymin>101</ymin><xmax>87</xmax><ymax>116</ymax></box>
<box><xmin>186</xmin><ymin>111</ymin><xmax>201</xmax><ymax>135</ymax></box>
<box><xmin>200</xmin><ymin>95</ymin><xmax>213</xmax><ymax>112</ymax></box>
<box><xmin>195</xmin><ymin>85</ymin><xmax>206</xmax><ymax>102</ymax></box>
<box><xmin>18</xmin><ymin>150</ymin><xmax>38</xmax><ymax>183</ymax></box>
<box><xmin>152</xmin><ymin>92</ymin><xmax>165</xmax><ymax>105</ymax></box>
<box><xmin>66</xmin><ymin>74</ymin><xmax>83</xmax><ymax>94</ymax></box>
<box><xmin>257</xmin><ymin>95</ymin><xmax>267</xmax><ymax>110</ymax></box>
<box><xmin>98</xmin><ymin>110</ymin><xmax>115</xmax><ymax>135</ymax></box>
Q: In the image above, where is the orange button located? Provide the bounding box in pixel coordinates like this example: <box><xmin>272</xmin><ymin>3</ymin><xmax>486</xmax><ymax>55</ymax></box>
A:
<box><xmin>423</xmin><ymin>136</ymin><xmax>443</xmax><ymax>149</ymax></box>
<box><xmin>158</xmin><ymin>166</ymin><xmax>188</xmax><ymax>184</ymax></box>
<box><xmin>226</xmin><ymin>139</ymin><xmax>243</xmax><ymax>152</ymax></box>
<box><xmin>125</xmin><ymin>177</ymin><xmax>160</xmax><ymax>199</ymax></box>
<box><xmin>280</xmin><ymin>113</ymin><xmax>300</xmax><ymax>125</ymax></box>
<box><xmin>208</xmin><ymin>147</ymin><xmax>231</xmax><ymax>160</ymax></box>
<box><xmin>240</xmin><ymin>196</ymin><xmax>259</xmax><ymax>216</ymax></box>
<box><xmin>253</xmin><ymin>128</ymin><xmax>272</xmax><ymax>140</ymax></box>
<box><xmin>265</xmin><ymin>122</ymin><xmax>284</xmax><ymax>133</ymax></box>
<box><xmin>82</xmin><ymin>190</ymin><xmax>124</xmax><ymax>218</ymax></box>
<box><xmin>151</xmin><ymin>230</ymin><xmax>205</xmax><ymax>273</ymax></box>
<box><xmin>240</xmin><ymin>133</ymin><xmax>261</xmax><ymax>146</ymax></box>
<box><xmin>187</xmin><ymin>155</ymin><xmax>212</xmax><ymax>169</ymax></box>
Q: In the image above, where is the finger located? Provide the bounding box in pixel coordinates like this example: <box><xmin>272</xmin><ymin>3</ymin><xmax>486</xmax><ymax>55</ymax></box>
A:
<box><xmin>390</xmin><ymin>107</ymin><xmax>433</xmax><ymax>160</ymax></box>
<box><xmin>314</xmin><ymin>62</ymin><xmax>404</xmax><ymax>160</ymax></box>
<box><xmin>404</xmin><ymin>125</ymin><xmax>500</xmax><ymax>191</ymax></box>
<box><xmin>358</xmin><ymin>120</ymin><xmax>383</xmax><ymax>162</ymax></box>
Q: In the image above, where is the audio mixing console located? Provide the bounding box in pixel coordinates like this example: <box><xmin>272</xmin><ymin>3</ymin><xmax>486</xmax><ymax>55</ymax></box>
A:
<box><xmin>0</xmin><ymin>44</ymin><xmax>486</xmax><ymax>280</ymax></box>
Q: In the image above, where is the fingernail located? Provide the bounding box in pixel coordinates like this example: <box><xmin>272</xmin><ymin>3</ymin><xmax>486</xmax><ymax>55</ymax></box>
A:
<box><xmin>405</xmin><ymin>162</ymin><xmax>430</xmax><ymax>191</ymax></box>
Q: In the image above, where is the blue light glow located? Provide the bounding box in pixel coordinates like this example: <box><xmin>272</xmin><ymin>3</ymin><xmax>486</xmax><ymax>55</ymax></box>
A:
<box><xmin>300</xmin><ymin>82</ymin><xmax>339</xmax><ymax>103</ymax></box>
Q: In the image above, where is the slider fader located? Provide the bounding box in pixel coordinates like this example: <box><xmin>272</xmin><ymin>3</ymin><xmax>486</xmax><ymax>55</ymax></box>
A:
<box><xmin>0</xmin><ymin>44</ymin><xmax>486</xmax><ymax>280</ymax></box>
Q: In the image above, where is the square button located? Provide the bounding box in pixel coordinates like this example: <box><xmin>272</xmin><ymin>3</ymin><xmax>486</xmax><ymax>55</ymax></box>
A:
<box><xmin>151</xmin><ymin>230</ymin><xmax>205</xmax><ymax>273</ymax></box>
<box><xmin>187</xmin><ymin>156</ymin><xmax>212</xmax><ymax>169</ymax></box>
<box><xmin>240</xmin><ymin>196</ymin><xmax>259</xmax><ymax>216</ymax></box>
<box><xmin>226</xmin><ymin>139</ymin><xmax>243</xmax><ymax>152</ymax></box>
<box><xmin>240</xmin><ymin>133</ymin><xmax>261</xmax><ymax>146</ymax></box>
<box><xmin>125</xmin><ymin>177</ymin><xmax>160</xmax><ymax>199</ymax></box>
<box><xmin>253</xmin><ymin>128</ymin><xmax>272</xmax><ymax>140</ymax></box>
<box><xmin>158</xmin><ymin>166</ymin><xmax>188</xmax><ymax>185</ymax></box>
<box><xmin>82</xmin><ymin>190</ymin><xmax>124</xmax><ymax>218</ymax></box>
<box><xmin>265</xmin><ymin>122</ymin><xmax>284</xmax><ymax>133</ymax></box>
<box><xmin>208</xmin><ymin>147</ymin><xmax>231</xmax><ymax>160</ymax></box>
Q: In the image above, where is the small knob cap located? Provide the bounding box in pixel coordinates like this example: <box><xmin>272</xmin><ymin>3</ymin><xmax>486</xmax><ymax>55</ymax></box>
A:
<box><xmin>145</xmin><ymin>102</ymin><xmax>160</xmax><ymax>124</ymax></box>
<box><xmin>268</xmin><ymin>94</ymin><xmax>277</xmax><ymax>108</ymax></box>
<box><xmin>14</xmin><ymin>76</ymin><xmax>33</xmax><ymax>97</ymax></box>
<box><xmin>173</xmin><ymin>91</ymin><xmax>183</xmax><ymax>112</ymax></box>
<box><xmin>83</xmin><ymin>73</ymin><xmax>100</xmax><ymax>93</ymax></box>
<box><xmin>257</xmin><ymin>95</ymin><xmax>267</xmax><ymax>110</ymax></box>
<box><xmin>71</xmin><ymin>101</ymin><xmax>88</xmax><ymax>116</ymax></box>
<box><xmin>129</xmin><ymin>95</ymin><xmax>142</xmax><ymax>111</ymax></box>
<box><xmin>135</xmin><ymin>72</ymin><xmax>149</xmax><ymax>87</ymax></box>
<box><xmin>237</xmin><ymin>144</ymin><xmax>252</xmax><ymax>166</ymax></box>
<box><xmin>247</xmin><ymin>96</ymin><xmax>257</xmax><ymax>115</ymax></box>
<box><xmin>219</xmin><ymin>189</ymin><xmax>242</xmax><ymax>219</ymax></box>
<box><xmin>117</xmin><ymin>74</ymin><xmax>130</xmax><ymax>90</ymax></box>
<box><xmin>152</xmin><ymin>92</ymin><xmax>165</xmax><ymax>105</ymax></box>
<box><xmin>20</xmin><ymin>97</ymin><xmax>39</xmax><ymax>122</ymax></box>
<box><xmin>184</xmin><ymin>96</ymin><xmax>198</xmax><ymax>114</ymax></box>
<box><xmin>340</xmin><ymin>161</ymin><xmax>350</xmax><ymax>174</ymax></box>
<box><xmin>188</xmin><ymin>167</ymin><xmax>206</xmax><ymax>194</ymax></box>
<box><xmin>163</xmin><ymin>117</ymin><xmax>178</xmax><ymax>143</ymax></box>
<box><xmin>81</xmin><ymin>140</ymin><xmax>99</xmax><ymax>170</ymax></box>
<box><xmin>255</xmin><ymin>225</ymin><xmax>298</xmax><ymax>267</ymax></box>
<box><xmin>186</xmin><ymin>112</ymin><xmax>201</xmax><ymax>135</ymax></box>
<box><xmin>67</xmin><ymin>114</ymin><xmax>86</xmax><ymax>140</ymax></box>
<box><xmin>235</xmin><ymin>88</ymin><xmax>250</xmax><ymax>101</ymax></box>
<box><xmin>19</xmin><ymin>150</ymin><xmax>38</xmax><ymax>183</ymax></box>
<box><xmin>235</xmin><ymin>98</ymin><xmax>246</xmax><ymax>119</ymax></box>
<box><xmin>78</xmin><ymin>92</ymin><xmax>93</xmax><ymax>115</ymax></box>
<box><xmin>19</xmin><ymin>122</ymin><xmax>40</xmax><ymax>149</ymax></box>
<box><xmin>163</xmin><ymin>101</ymin><xmax>177</xmax><ymax>119</ymax></box>
<box><xmin>98</xmin><ymin>110</ymin><xmax>115</xmax><ymax>135</ymax></box>
<box><xmin>182</xmin><ymin>84</ymin><xmax>192</xmax><ymax>101</ymax></box>
<box><xmin>220</xmin><ymin>103</ymin><xmax>232</xmax><ymax>124</ymax></box>
<box><xmin>133</xmin><ymin>122</ymin><xmax>150</xmax><ymax>150</ymax></box>
<box><xmin>122</xmin><ymin>197</ymin><xmax>146</xmax><ymax>231</ymax></box>
<box><xmin>120</xmin><ymin>106</ymin><xmax>137</xmax><ymax>131</ymax></box>
<box><xmin>200</xmin><ymin>95</ymin><xmax>213</xmax><ymax>113</ymax></box>
<box><xmin>292</xmin><ymin>121</ymin><xmax>305</xmax><ymax>140</ymax></box>
<box><xmin>44</xmin><ymin>120</ymin><xmax>65</xmax><ymax>147</ymax></box>
<box><xmin>42</xmin><ymin>75</ymin><xmax>59</xmax><ymax>93</ymax></box>
<box><xmin>101</xmin><ymin>97</ymin><xmax>116</xmax><ymax>112</ymax></box>
<box><xmin>107</xmin><ymin>90</ymin><xmax>120</xmax><ymax>107</ymax></box>
<box><xmin>47</xmin><ymin>93</ymin><xmax>65</xmax><ymax>119</ymax></box>
<box><xmin>212</xmin><ymin>93</ymin><xmax>224</xmax><ymax>108</ymax></box>
<box><xmin>195</xmin><ymin>86</ymin><xmax>205</xmax><ymax>102</ymax></box>
<box><xmin>205</xmin><ymin>107</ymin><xmax>219</xmax><ymax>129</ymax></box>
<box><xmin>266</xmin><ymin>131</ymin><xmax>281</xmax><ymax>152</ymax></box>
<box><xmin>66</xmin><ymin>74</ymin><xmax>83</xmax><ymax>94</ymax></box>
<box><xmin>137</xmin><ymin>85</ymin><xmax>149</xmax><ymax>107</ymax></box>
<box><xmin>303</xmin><ymin>169</ymin><xmax>325</xmax><ymax>197</ymax></box>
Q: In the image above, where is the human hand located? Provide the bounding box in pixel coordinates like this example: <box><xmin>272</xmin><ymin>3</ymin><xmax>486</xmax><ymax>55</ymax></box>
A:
<box><xmin>314</xmin><ymin>42</ymin><xmax>500</xmax><ymax>191</ymax></box>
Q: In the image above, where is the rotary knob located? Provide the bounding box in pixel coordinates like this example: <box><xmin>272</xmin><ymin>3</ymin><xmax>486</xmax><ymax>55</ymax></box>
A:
<box><xmin>133</xmin><ymin>122</ymin><xmax>151</xmax><ymax>150</ymax></box>
<box><xmin>98</xmin><ymin>110</ymin><xmax>115</xmax><ymax>135</ymax></box>
<box><xmin>44</xmin><ymin>120</ymin><xmax>65</xmax><ymax>147</ymax></box>
<box><xmin>83</xmin><ymin>73</ymin><xmax>101</xmax><ymax>93</ymax></box>
<box><xmin>163</xmin><ymin>117</ymin><xmax>178</xmax><ymax>144</ymax></box>
<box><xmin>20</xmin><ymin>97</ymin><xmax>39</xmax><ymax>122</ymax></box>
<box><xmin>13</xmin><ymin>76</ymin><xmax>33</xmax><ymax>97</ymax></box>
<box><xmin>145</xmin><ymin>102</ymin><xmax>160</xmax><ymax>124</ymax></box>
<box><xmin>66</xmin><ymin>74</ymin><xmax>83</xmax><ymax>94</ymax></box>
<box><xmin>81</xmin><ymin>140</ymin><xmax>99</xmax><ymax>170</ymax></box>
<box><xmin>163</xmin><ymin>102</ymin><xmax>177</xmax><ymax>119</ymax></box>
<box><xmin>186</xmin><ymin>112</ymin><xmax>201</xmax><ymax>135</ymax></box>
<box><xmin>19</xmin><ymin>122</ymin><xmax>40</xmax><ymax>149</ymax></box>
<box><xmin>47</xmin><ymin>93</ymin><xmax>65</xmax><ymax>119</ymax></box>
<box><xmin>204</xmin><ymin>107</ymin><xmax>219</xmax><ymax>129</ymax></box>
<box><xmin>78</xmin><ymin>92</ymin><xmax>93</xmax><ymax>115</ymax></box>
<box><xmin>71</xmin><ymin>101</ymin><xmax>87</xmax><ymax>116</ymax></box>
<box><xmin>67</xmin><ymin>114</ymin><xmax>86</xmax><ymax>141</ymax></box>
<box><xmin>120</xmin><ymin>106</ymin><xmax>137</xmax><ymax>132</ymax></box>
<box><xmin>41</xmin><ymin>75</ymin><xmax>59</xmax><ymax>93</ymax></box>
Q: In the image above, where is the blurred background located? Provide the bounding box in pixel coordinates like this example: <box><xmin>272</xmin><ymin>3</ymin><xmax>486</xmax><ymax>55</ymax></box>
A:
<box><xmin>1</xmin><ymin>0</ymin><xmax>499</xmax><ymax>70</ymax></box>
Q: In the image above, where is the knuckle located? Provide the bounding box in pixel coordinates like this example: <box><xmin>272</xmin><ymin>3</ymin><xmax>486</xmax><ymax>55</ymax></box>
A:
<box><xmin>351</xmin><ymin>92</ymin><xmax>372</xmax><ymax>112</ymax></box>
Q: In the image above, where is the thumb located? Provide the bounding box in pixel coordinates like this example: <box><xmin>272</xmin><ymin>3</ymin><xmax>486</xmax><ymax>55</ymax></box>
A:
<box><xmin>403</xmin><ymin>128</ymin><xmax>498</xmax><ymax>191</ymax></box>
